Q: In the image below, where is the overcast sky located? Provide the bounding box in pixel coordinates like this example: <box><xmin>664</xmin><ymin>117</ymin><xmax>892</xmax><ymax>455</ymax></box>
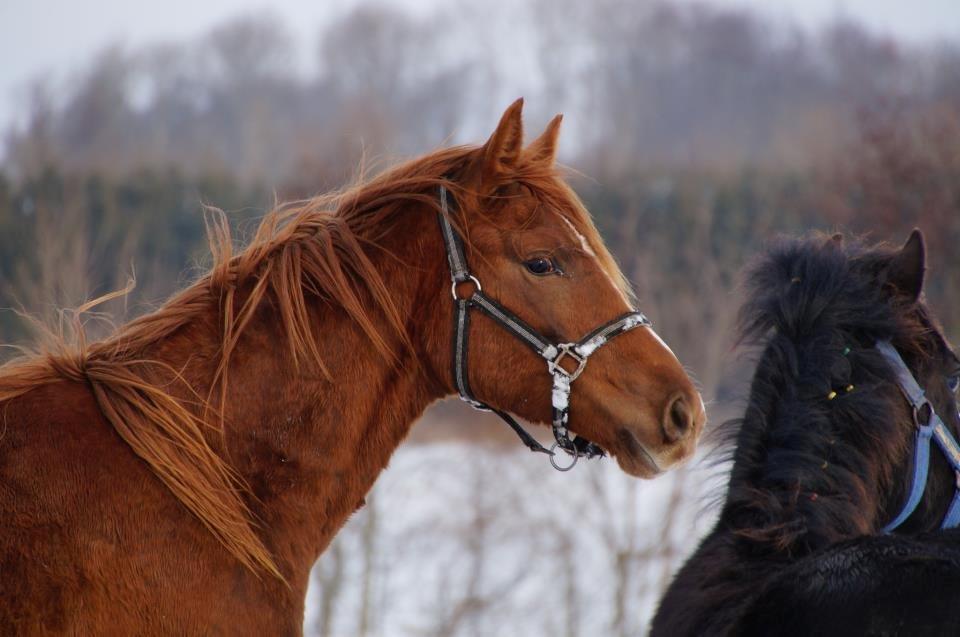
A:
<box><xmin>1</xmin><ymin>0</ymin><xmax>958</xmax><ymax>133</ymax></box>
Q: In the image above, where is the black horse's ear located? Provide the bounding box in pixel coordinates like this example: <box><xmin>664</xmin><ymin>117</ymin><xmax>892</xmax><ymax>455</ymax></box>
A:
<box><xmin>887</xmin><ymin>229</ymin><xmax>926</xmax><ymax>302</ymax></box>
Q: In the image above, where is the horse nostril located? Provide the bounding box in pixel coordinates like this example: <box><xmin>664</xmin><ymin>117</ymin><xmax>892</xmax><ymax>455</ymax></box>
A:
<box><xmin>662</xmin><ymin>394</ymin><xmax>693</xmax><ymax>443</ymax></box>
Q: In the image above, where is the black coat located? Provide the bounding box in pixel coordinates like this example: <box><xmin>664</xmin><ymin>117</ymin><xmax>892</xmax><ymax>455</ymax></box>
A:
<box><xmin>652</xmin><ymin>527</ymin><xmax>960</xmax><ymax>636</ymax></box>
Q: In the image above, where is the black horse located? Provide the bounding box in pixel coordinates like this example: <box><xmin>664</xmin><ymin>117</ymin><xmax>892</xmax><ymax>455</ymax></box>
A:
<box><xmin>652</xmin><ymin>231</ymin><xmax>960</xmax><ymax>637</ymax></box>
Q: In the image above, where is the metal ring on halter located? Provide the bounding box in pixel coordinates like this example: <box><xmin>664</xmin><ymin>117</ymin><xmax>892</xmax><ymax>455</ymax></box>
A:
<box><xmin>547</xmin><ymin>344</ymin><xmax>588</xmax><ymax>381</ymax></box>
<box><xmin>451</xmin><ymin>275</ymin><xmax>482</xmax><ymax>301</ymax></box>
<box><xmin>549</xmin><ymin>442</ymin><xmax>579</xmax><ymax>471</ymax></box>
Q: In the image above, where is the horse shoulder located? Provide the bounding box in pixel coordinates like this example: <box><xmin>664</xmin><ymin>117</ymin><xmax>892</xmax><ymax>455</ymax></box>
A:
<box><xmin>0</xmin><ymin>379</ymin><xmax>297</xmax><ymax>634</ymax></box>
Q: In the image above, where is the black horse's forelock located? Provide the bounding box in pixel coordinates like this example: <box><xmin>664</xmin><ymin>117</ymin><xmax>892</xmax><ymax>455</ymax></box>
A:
<box><xmin>715</xmin><ymin>233</ymin><xmax>943</xmax><ymax>553</ymax></box>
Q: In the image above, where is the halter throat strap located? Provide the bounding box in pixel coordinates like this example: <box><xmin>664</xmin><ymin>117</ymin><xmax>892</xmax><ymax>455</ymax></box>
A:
<box><xmin>437</xmin><ymin>185</ymin><xmax>650</xmax><ymax>470</ymax></box>
<box><xmin>877</xmin><ymin>340</ymin><xmax>960</xmax><ymax>532</ymax></box>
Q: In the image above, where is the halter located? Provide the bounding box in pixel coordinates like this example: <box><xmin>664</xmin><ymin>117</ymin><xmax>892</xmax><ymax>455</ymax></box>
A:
<box><xmin>877</xmin><ymin>340</ymin><xmax>960</xmax><ymax>532</ymax></box>
<box><xmin>437</xmin><ymin>185</ymin><xmax>650</xmax><ymax>471</ymax></box>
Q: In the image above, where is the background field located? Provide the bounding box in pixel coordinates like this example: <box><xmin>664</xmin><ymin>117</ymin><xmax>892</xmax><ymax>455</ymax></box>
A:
<box><xmin>1</xmin><ymin>1</ymin><xmax>958</xmax><ymax>634</ymax></box>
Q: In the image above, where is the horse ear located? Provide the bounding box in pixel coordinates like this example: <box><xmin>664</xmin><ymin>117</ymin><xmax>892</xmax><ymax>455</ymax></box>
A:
<box><xmin>887</xmin><ymin>229</ymin><xmax>926</xmax><ymax>302</ymax></box>
<box><xmin>479</xmin><ymin>98</ymin><xmax>524</xmax><ymax>184</ymax></box>
<box><xmin>525</xmin><ymin>114</ymin><xmax>563</xmax><ymax>166</ymax></box>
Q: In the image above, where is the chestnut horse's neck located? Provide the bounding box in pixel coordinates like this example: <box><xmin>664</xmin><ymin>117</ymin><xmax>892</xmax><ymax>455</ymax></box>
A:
<box><xmin>140</xmin><ymin>198</ymin><xmax>450</xmax><ymax>588</ymax></box>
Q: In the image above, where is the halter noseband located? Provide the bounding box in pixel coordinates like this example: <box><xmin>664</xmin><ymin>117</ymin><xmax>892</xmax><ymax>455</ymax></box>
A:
<box><xmin>877</xmin><ymin>340</ymin><xmax>960</xmax><ymax>532</ymax></box>
<box><xmin>437</xmin><ymin>185</ymin><xmax>650</xmax><ymax>471</ymax></box>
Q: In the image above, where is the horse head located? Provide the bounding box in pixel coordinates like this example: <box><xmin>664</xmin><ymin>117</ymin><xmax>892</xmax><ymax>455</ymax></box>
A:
<box><xmin>424</xmin><ymin>99</ymin><xmax>705</xmax><ymax>477</ymax></box>
<box><xmin>727</xmin><ymin>230</ymin><xmax>960</xmax><ymax>550</ymax></box>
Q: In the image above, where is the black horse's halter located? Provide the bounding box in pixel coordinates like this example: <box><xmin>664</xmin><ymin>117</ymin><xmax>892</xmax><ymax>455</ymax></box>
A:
<box><xmin>437</xmin><ymin>185</ymin><xmax>650</xmax><ymax>471</ymax></box>
<box><xmin>877</xmin><ymin>340</ymin><xmax>960</xmax><ymax>531</ymax></box>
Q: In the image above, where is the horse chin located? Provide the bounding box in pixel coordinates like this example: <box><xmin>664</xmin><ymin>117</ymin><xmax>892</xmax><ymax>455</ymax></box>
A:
<box><xmin>613</xmin><ymin>428</ymin><xmax>663</xmax><ymax>479</ymax></box>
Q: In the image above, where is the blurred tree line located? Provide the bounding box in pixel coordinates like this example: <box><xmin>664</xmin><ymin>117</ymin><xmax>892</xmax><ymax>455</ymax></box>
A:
<box><xmin>0</xmin><ymin>167</ymin><xmax>270</xmax><ymax>342</ymax></box>
<box><xmin>3</xmin><ymin>0</ymin><xmax>958</xmax><ymax>374</ymax></box>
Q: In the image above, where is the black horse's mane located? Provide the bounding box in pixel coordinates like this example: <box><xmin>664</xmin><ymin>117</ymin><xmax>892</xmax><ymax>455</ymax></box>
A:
<box><xmin>716</xmin><ymin>233</ymin><xmax>943</xmax><ymax>554</ymax></box>
<box><xmin>651</xmin><ymin>232</ymin><xmax>960</xmax><ymax>637</ymax></box>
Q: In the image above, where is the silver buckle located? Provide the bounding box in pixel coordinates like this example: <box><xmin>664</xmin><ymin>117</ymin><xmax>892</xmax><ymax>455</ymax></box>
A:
<box><xmin>547</xmin><ymin>344</ymin><xmax>588</xmax><ymax>381</ymax></box>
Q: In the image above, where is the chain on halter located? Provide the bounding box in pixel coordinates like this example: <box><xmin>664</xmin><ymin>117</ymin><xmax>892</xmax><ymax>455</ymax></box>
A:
<box><xmin>437</xmin><ymin>185</ymin><xmax>650</xmax><ymax>471</ymax></box>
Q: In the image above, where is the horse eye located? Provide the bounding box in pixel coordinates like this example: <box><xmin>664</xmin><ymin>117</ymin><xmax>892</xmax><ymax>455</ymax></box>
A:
<box><xmin>948</xmin><ymin>374</ymin><xmax>960</xmax><ymax>394</ymax></box>
<box><xmin>524</xmin><ymin>257</ymin><xmax>558</xmax><ymax>276</ymax></box>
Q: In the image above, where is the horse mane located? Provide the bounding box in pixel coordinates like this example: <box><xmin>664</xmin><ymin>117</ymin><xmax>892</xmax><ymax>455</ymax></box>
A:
<box><xmin>715</xmin><ymin>232</ymin><xmax>944</xmax><ymax>553</ymax></box>
<box><xmin>0</xmin><ymin>143</ymin><xmax>629</xmax><ymax>578</ymax></box>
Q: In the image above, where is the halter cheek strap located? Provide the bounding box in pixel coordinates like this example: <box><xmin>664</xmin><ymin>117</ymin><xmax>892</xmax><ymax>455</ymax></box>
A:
<box><xmin>877</xmin><ymin>340</ymin><xmax>960</xmax><ymax>532</ymax></box>
<box><xmin>438</xmin><ymin>185</ymin><xmax>650</xmax><ymax>471</ymax></box>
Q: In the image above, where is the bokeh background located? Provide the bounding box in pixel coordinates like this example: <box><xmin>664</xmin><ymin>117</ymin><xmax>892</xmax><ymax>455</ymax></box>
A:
<box><xmin>2</xmin><ymin>1</ymin><xmax>959</xmax><ymax>634</ymax></box>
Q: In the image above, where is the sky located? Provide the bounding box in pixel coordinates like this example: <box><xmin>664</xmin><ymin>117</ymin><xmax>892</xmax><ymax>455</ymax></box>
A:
<box><xmin>1</xmin><ymin>0</ymin><xmax>958</xmax><ymax>134</ymax></box>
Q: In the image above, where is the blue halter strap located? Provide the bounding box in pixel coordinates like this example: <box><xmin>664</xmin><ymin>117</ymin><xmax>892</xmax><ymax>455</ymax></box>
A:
<box><xmin>877</xmin><ymin>340</ymin><xmax>960</xmax><ymax>532</ymax></box>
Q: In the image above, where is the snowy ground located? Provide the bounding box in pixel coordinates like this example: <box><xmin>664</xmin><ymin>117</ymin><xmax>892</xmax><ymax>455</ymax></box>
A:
<box><xmin>302</xmin><ymin>431</ymin><xmax>726</xmax><ymax>637</ymax></box>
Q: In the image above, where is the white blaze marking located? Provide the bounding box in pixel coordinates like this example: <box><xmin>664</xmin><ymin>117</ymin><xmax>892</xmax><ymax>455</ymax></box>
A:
<box><xmin>561</xmin><ymin>217</ymin><xmax>596</xmax><ymax>257</ymax></box>
<box><xmin>559</xmin><ymin>216</ymin><xmax>632</xmax><ymax>307</ymax></box>
<box><xmin>646</xmin><ymin>325</ymin><xmax>680</xmax><ymax>362</ymax></box>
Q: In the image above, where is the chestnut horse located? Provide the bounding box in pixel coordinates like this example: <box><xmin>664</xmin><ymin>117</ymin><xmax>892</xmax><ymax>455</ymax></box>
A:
<box><xmin>0</xmin><ymin>100</ymin><xmax>703</xmax><ymax>634</ymax></box>
<box><xmin>652</xmin><ymin>231</ymin><xmax>960</xmax><ymax>636</ymax></box>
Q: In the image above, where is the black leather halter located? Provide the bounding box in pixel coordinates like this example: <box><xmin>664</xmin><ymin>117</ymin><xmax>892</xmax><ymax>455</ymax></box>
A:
<box><xmin>437</xmin><ymin>185</ymin><xmax>650</xmax><ymax>471</ymax></box>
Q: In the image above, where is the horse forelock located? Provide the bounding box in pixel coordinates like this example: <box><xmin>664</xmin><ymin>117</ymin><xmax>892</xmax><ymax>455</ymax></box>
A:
<box><xmin>716</xmin><ymin>233</ymin><xmax>948</xmax><ymax>553</ymax></box>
